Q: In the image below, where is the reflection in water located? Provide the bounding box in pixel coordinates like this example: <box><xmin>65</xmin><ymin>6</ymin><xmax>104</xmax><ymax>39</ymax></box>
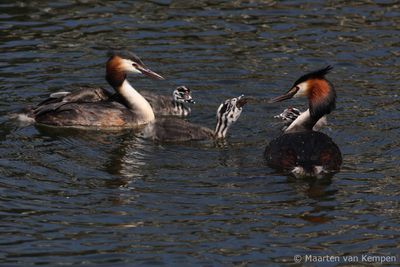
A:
<box><xmin>35</xmin><ymin>124</ymin><xmax>154</xmax><ymax>181</ymax></box>
<box><xmin>281</xmin><ymin>174</ymin><xmax>338</xmax><ymax>224</ymax></box>
<box><xmin>104</xmin><ymin>135</ymin><xmax>153</xmax><ymax>180</ymax></box>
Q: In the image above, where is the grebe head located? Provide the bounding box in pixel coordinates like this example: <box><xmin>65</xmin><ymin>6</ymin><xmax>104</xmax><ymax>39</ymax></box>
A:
<box><xmin>173</xmin><ymin>86</ymin><xmax>195</xmax><ymax>104</ymax></box>
<box><xmin>274</xmin><ymin>107</ymin><xmax>301</xmax><ymax>122</ymax></box>
<box><xmin>215</xmin><ymin>95</ymin><xmax>247</xmax><ymax>138</ymax></box>
<box><xmin>106</xmin><ymin>51</ymin><xmax>164</xmax><ymax>88</ymax></box>
<box><xmin>269</xmin><ymin>66</ymin><xmax>336</xmax><ymax>120</ymax></box>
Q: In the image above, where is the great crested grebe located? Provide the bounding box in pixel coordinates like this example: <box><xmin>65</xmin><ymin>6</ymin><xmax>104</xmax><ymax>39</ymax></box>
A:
<box><xmin>275</xmin><ymin>107</ymin><xmax>328</xmax><ymax>132</ymax></box>
<box><xmin>32</xmin><ymin>51</ymin><xmax>165</xmax><ymax>128</ymax></box>
<box><xmin>141</xmin><ymin>85</ymin><xmax>195</xmax><ymax>116</ymax></box>
<box><xmin>265</xmin><ymin>66</ymin><xmax>342</xmax><ymax>176</ymax></box>
<box><xmin>139</xmin><ymin>95</ymin><xmax>247</xmax><ymax>142</ymax></box>
<box><xmin>35</xmin><ymin>85</ymin><xmax>194</xmax><ymax>118</ymax></box>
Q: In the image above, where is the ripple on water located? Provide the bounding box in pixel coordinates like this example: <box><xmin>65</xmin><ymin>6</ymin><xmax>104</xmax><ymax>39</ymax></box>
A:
<box><xmin>0</xmin><ymin>1</ymin><xmax>399</xmax><ymax>266</ymax></box>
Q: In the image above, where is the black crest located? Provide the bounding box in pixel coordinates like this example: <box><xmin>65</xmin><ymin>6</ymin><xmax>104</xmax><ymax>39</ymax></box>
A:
<box><xmin>293</xmin><ymin>65</ymin><xmax>333</xmax><ymax>87</ymax></box>
<box><xmin>107</xmin><ymin>50</ymin><xmax>145</xmax><ymax>66</ymax></box>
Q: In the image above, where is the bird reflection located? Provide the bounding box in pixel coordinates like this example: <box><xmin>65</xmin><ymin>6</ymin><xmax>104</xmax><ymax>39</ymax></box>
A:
<box><xmin>104</xmin><ymin>134</ymin><xmax>154</xmax><ymax>181</ymax></box>
<box><xmin>287</xmin><ymin>174</ymin><xmax>338</xmax><ymax>224</ymax></box>
<box><xmin>34</xmin><ymin>124</ymin><xmax>154</xmax><ymax>185</ymax></box>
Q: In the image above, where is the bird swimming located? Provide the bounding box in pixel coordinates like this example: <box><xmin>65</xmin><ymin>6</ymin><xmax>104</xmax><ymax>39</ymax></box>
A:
<box><xmin>35</xmin><ymin>85</ymin><xmax>195</xmax><ymax>118</ymax></box>
<box><xmin>28</xmin><ymin>51</ymin><xmax>165</xmax><ymax>128</ymax></box>
<box><xmin>264</xmin><ymin>66</ymin><xmax>342</xmax><ymax>177</ymax></box>
<box><xmin>139</xmin><ymin>95</ymin><xmax>247</xmax><ymax>142</ymax></box>
<box><xmin>141</xmin><ymin>85</ymin><xmax>195</xmax><ymax>117</ymax></box>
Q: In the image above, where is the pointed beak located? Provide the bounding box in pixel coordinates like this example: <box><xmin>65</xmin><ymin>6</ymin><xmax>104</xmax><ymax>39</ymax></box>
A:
<box><xmin>184</xmin><ymin>92</ymin><xmax>195</xmax><ymax>104</ymax></box>
<box><xmin>236</xmin><ymin>96</ymin><xmax>248</xmax><ymax>108</ymax></box>
<box><xmin>137</xmin><ymin>65</ymin><xmax>165</xmax><ymax>80</ymax></box>
<box><xmin>178</xmin><ymin>86</ymin><xmax>195</xmax><ymax>104</ymax></box>
<box><xmin>268</xmin><ymin>88</ymin><xmax>297</xmax><ymax>103</ymax></box>
<box><xmin>185</xmin><ymin>98</ymin><xmax>196</xmax><ymax>104</ymax></box>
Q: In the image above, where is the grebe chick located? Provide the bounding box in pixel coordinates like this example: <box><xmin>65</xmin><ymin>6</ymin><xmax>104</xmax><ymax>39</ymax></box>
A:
<box><xmin>265</xmin><ymin>66</ymin><xmax>342</xmax><ymax>177</ymax></box>
<box><xmin>139</xmin><ymin>95</ymin><xmax>247</xmax><ymax>142</ymax></box>
<box><xmin>35</xmin><ymin>85</ymin><xmax>195</xmax><ymax>118</ymax></box>
<box><xmin>275</xmin><ymin>107</ymin><xmax>328</xmax><ymax>132</ymax></box>
<box><xmin>32</xmin><ymin>51</ymin><xmax>164</xmax><ymax>128</ymax></box>
<box><xmin>141</xmin><ymin>86</ymin><xmax>195</xmax><ymax>116</ymax></box>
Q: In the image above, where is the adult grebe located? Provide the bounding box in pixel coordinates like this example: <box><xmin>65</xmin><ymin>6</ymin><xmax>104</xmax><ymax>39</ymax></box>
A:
<box><xmin>139</xmin><ymin>95</ymin><xmax>247</xmax><ymax>142</ymax></box>
<box><xmin>265</xmin><ymin>66</ymin><xmax>342</xmax><ymax>176</ymax></box>
<box><xmin>32</xmin><ymin>51</ymin><xmax>165</xmax><ymax>128</ymax></box>
<box><xmin>36</xmin><ymin>85</ymin><xmax>194</xmax><ymax>117</ymax></box>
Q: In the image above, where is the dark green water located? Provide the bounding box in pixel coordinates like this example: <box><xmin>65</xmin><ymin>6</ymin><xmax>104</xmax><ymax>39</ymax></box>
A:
<box><xmin>0</xmin><ymin>1</ymin><xmax>399</xmax><ymax>266</ymax></box>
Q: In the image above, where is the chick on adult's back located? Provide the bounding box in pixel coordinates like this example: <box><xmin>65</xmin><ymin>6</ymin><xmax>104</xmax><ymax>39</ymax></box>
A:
<box><xmin>31</xmin><ymin>51</ymin><xmax>164</xmax><ymax>128</ymax></box>
<box><xmin>36</xmin><ymin>85</ymin><xmax>195</xmax><ymax>118</ymax></box>
<box><xmin>265</xmin><ymin>66</ymin><xmax>342</xmax><ymax>177</ymax></box>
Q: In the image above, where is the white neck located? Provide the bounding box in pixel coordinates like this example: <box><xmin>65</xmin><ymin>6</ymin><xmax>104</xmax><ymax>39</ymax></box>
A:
<box><xmin>285</xmin><ymin>108</ymin><xmax>328</xmax><ymax>133</ymax></box>
<box><xmin>285</xmin><ymin>109</ymin><xmax>311</xmax><ymax>133</ymax></box>
<box><xmin>118</xmin><ymin>80</ymin><xmax>155</xmax><ymax>123</ymax></box>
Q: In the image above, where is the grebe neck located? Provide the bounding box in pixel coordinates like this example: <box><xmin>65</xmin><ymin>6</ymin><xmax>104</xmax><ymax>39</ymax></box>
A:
<box><xmin>284</xmin><ymin>109</ymin><xmax>319</xmax><ymax>133</ymax></box>
<box><xmin>308</xmin><ymin>79</ymin><xmax>336</xmax><ymax>122</ymax></box>
<box><xmin>173</xmin><ymin>101</ymin><xmax>191</xmax><ymax>116</ymax></box>
<box><xmin>214</xmin><ymin>124</ymin><xmax>226</xmax><ymax>139</ymax></box>
<box><xmin>214</xmin><ymin>116</ymin><xmax>231</xmax><ymax>138</ymax></box>
<box><xmin>118</xmin><ymin>80</ymin><xmax>155</xmax><ymax>123</ymax></box>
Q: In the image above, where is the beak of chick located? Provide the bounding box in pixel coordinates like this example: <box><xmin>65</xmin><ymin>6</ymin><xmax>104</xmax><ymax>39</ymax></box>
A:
<box><xmin>236</xmin><ymin>95</ymin><xmax>248</xmax><ymax>108</ymax></box>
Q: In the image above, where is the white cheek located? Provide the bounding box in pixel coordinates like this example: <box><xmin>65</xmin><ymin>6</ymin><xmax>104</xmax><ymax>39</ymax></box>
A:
<box><xmin>121</xmin><ymin>59</ymin><xmax>142</xmax><ymax>74</ymax></box>
<box><xmin>293</xmin><ymin>83</ymin><xmax>308</xmax><ymax>98</ymax></box>
<box><xmin>131</xmin><ymin>68</ymin><xmax>142</xmax><ymax>75</ymax></box>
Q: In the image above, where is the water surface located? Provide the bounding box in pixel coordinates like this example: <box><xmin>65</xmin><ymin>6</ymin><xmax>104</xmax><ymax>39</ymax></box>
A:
<box><xmin>0</xmin><ymin>1</ymin><xmax>399</xmax><ymax>266</ymax></box>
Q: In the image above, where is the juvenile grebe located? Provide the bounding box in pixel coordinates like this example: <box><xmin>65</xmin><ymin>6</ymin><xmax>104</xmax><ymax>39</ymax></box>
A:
<box><xmin>139</xmin><ymin>95</ymin><xmax>247</xmax><ymax>142</ymax></box>
<box><xmin>35</xmin><ymin>85</ymin><xmax>195</xmax><ymax>118</ymax></box>
<box><xmin>275</xmin><ymin>107</ymin><xmax>328</xmax><ymax>132</ymax></box>
<box><xmin>265</xmin><ymin>66</ymin><xmax>342</xmax><ymax>176</ymax></box>
<box><xmin>141</xmin><ymin>86</ymin><xmax>195</xmax><ymax>116</ymax></box>
<box><xmin>32</xmin><ymin>51</ymin><xmax>165</xmax><ymax>128</ymax></box>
